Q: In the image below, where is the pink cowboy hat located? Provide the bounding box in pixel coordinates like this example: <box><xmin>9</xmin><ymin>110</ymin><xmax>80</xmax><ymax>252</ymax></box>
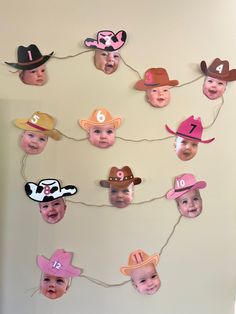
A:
<box><xmin>165</xmin><ymin>115</ymin><xmax>215</xmax><ymax>143</ymax></box>
<box><xmin>84</xmin><ymin>30</ymin><xmax>127</xmax><ymax>51</ymax></box>
<box><xmin>166</xmin><ymin>173</ymin><xmax>207</xmax><ymax>200</ymax></box>
<box><xmin>120</xmin><ymin>249</ymin><xmax>159</xmax><ymax>276</ymax></box>
<box><xmin>37</xmin><ymin>249</ymin><xmax>82</xmax><ymax>278</ymax></box>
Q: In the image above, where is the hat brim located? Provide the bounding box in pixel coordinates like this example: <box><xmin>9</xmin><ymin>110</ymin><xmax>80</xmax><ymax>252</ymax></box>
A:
<box><xmin>120</xmin><ymin>253</ymin><xmax>159</xmax><ymax>276</ymax></box>
<box><xmin>5</xmin><ymin>52</ymin><xmax>54</xmax><ymax>70</ymax></box>
<box><xmin>79</xmin><ymin>117</ymin><xmax>122</xmax><ymax>131</ymax></box>
<box><xmin>166</xmin><ymin>181</ymin><xmax>207</xmax><ymax>200</ymax></box>
<box><xmin>25</xmin><ymin>182</ymin><xmax>78</xmax><ymax>202</ymax></box>
<box><xmin>200</xmin><ymin>60</ymin><xmax>236</xmax><ymax>81</ymax></box>
<box><xmin>84</xmin><ymin>31</ymin><xmax>127</xmax><ymax>51</ymax></box>
<box><xmin>37</xmin><ymin>255</ymin><xmax>81</xmax><ymax>278</ymax></box>
<box><xmin>14</xmin><ymin>118</ymin><xmax>61</xmax><ymax>140</ymax></box>
<box><xmin>100</xmin><ymin>177</ymin><xmax>141</xmax><ymax>188</ymax></box>
<box><xmin>134</xmin><ymin>79</ymin><xmax>179</xmax><ymax>91</ymax></box>
<box><xmin>165</xmin><ymin>125</ymin><xmax>215</xmax><ymax>144</ymax></box>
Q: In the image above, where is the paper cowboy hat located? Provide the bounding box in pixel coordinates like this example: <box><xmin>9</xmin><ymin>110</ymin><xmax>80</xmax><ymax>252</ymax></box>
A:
<box><xmin>200</xmin><ymin>58</ymin><xmax>236</xmax><ymax>81</ymax></box>
<box><xmin>79</xmin><ymin>108</ymin><xmax>122</xmax><ymax>131</ymax></box>
<box><xmin>25</xmin><ymin>179</ymin><xmax>78</xmax><ymax>202</ymax></box>
<box><xmin>134</xmin><ymin>68</ymin><xmax>179</xmax><ymax>91</ymax></box>
<box><xmin>120</xmin><ymin>249</ymin><xmax>159</xmax><ymax>276</ymax></box>
<box><xmin>165</xmin><ymin>115</ymin><xmax>215</xmax><ymax>143</ymax></box>
<box><xmin>14</xmin><ymin>111</ymin><xmax>61</xmax><ymax>140</ymax></box>
<box><xmin>166</xmin><ymin>173</ymin><xmax>206</xmax><ymax>200</ymax></box>
<box><xmin>37</xmin><ymin>249</ymin><xmax>82</xmax><ymax>278</ymax></box>
<box><xmin>84</xmin><ymin>30</ymin><xmax>127</xmax><ymax>51</ymax></box>
<box><xmin>100</xmin><ymin>166</ymin><xmax>142</xmax><ymax>188</ymax></box>
<box><xmin>5</xmin><ymin>44</ymin><xmax>53</xmax><ymax>70</ymax></box>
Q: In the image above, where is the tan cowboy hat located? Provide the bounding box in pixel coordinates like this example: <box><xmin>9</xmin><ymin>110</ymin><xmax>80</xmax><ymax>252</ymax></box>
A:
<box><xmin>120</xmin><ymin>249</ymin><xmax>159</xmax><ymax>276</ymax></box>
<box><xmin>14</xmin><ymin>111</ymin><xmax>61</xmax><ymax>140</ymax></box>
<box><xmin>134</xmin><ymin>68</ymin><xmax>179</xmax><ymax>91</ymax></box>
<box><xmin>79</xmin><ymin>108</ymin><xmax>122</xmax><ymax>131</ymax></box>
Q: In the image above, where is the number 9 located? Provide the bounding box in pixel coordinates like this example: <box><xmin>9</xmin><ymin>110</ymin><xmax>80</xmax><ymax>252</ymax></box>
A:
<box><xmin>116</xmin><ymin>171</ymin><xmax>124</xmax><ymax>181</ymax></box>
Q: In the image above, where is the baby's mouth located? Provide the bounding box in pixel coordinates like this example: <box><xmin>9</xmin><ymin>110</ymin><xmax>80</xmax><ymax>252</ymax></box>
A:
<box><xmin>208</xmin><ymin>89</ymin><xmax>217</xmax><ymax>94</ymax></box>
<box><xmin>28</xmin><ymin>144</ymin><xmax>38</xmax><ymax>150</ymax></box>
<box><xmin>47</xmin><ymin>211</ymin><xmax>58</xmax><ymax>219</ymax></box>
<box><xmin>188</xmin><ymin>208</ymin><xmax>197</xmax><ymax>213</ymax></box>
<box><xmin>157</xmin><ymin>97</ymin><xmax>165</xmax><ymax>101</ymax></box>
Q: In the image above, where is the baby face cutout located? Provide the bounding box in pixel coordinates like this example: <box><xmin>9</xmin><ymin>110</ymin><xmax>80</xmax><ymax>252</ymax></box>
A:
<box><xmin>203</xmin><ymin>76</ymin><xmax>227</xmax><ymax>100</ymax></box>
<box><xmin>146</xmin><ymin>85</ymin><xmax>171</xmax><ymax>108</ymax></box>
<box><xmin>20</xmin><ymin>130</ymin><xmax>48</xmax><ymax>155</ymax></box>
<box><xmin>131</xmin><ymin>263</ymin><xmax>161</xmax><ymax>295</ymax></box>
<box><xmin>40</xmin><ymin>273</ymin><xmax>69</xmax><ymax>299</ymax></box>
<box><xmin>176</xmin><ymin>189</ymin><xmax>202</xmax><ymax>218</ymax></box>
<box><xmin>109</xmin><ymin>182</ymin><xmax>134</xmax><ymax>208</ymax></box>
<box><xmin>94</xmin><ymin>49</ymin><xmax>120</xmax><ymax>74</ymax></box>
<box><xmin>20</xmin><ymin>64</ymin><xmax>48</xmax><ymax>86</ymax></box>
<box><xmin>88</xmin><ymin>124</ymin><xmax>116</xmax><ymax>148</ymax></box>
<box><xmin>39</xmin><ymin>197</ymin><xmax>67</xmax><ymax>224</ymax></box>
<box><xmin>174</xmin><ymin>136</ymin><xmax>198</xmax><ymax>161</ymax></box>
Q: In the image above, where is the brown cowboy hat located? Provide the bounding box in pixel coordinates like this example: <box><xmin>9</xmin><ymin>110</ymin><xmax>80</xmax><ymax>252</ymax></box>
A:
<box><xmin>100</xmin><ymin>166</ymin><xmax>141</xmax><ymax>188</ymax></box>
<box><xmin>134</xmin><ymin>68</ymin><xmax>179</xmax><ymax>91</ymax></box>
<box><xmin>200</xmin><ymin>58</ymin><xmax>236</xmax><ymax>81</ymax></box>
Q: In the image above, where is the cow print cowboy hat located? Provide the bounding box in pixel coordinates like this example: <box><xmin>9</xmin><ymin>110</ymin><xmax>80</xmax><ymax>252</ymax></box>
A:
<box><xmin>25</xmin><ymin>179</ymin><xmax>78</xmax><ymax>202</ymax></box>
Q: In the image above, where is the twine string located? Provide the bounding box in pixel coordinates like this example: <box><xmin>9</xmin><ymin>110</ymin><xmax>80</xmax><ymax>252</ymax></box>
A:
<box><xmin>55</xmin><ymin>129</ymin><xmax>87</xmax><ymax>142</ymax></box>
<box><xmin>52</xmin><ymin>50</ymin><xmax>92</xmax><ymax>60</ymax></box>
<box><xmin>81</xmin><ymin>274</ymin><xmax>130</xmax><ymax>288</ymax></box>
<box><xmin>20</xmin><ymin>153</ymin><xmax>28</xmax><ymax>182</ymax></box>
<box><xmin>203</xmin><ymin>95</ymin><xmax>224</xmax><ymax>129</ymax></box>
<box><xmin>159</xmin><ymin>215</ymin><xmax>183</xmax><ymax>256</ymax></box>
<box><xmin>119</xmin><ymin>55</ymin><xmax>142</xmax><ymax>79</ymax></box>
<box><xmin>176</xmin><ymin>75</ymin><xmax>204</xmax><ymax>88</ymax></box>
<box><xmin>116</xmin><ymin>135</ymin><xmax>174</xmax><ymax>143</ymax></box>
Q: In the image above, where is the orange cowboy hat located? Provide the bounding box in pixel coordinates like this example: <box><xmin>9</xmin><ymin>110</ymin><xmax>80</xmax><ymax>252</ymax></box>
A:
<box><xmin>120</xmin><ymin>249</ymin><xmax>159</xmax><ymax>276</ymax></box>
<box><xmin>78</xmin><ymin>108</ymin><xmax>122</xmax><ymax>131</ymax></box>
<box><xmin>134</xmin><ymin>68</ymin><xmax>179</xmax><ymax>91</ymax></box>
<box><xmin>14</xmin><ymin>111</ymin><xmax>61</xmax><ymax>140</ymax></box>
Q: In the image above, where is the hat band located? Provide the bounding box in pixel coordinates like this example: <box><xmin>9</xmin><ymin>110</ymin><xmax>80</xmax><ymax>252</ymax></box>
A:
<box><xmin>177</xmin><ymin>132</ymin><xmax>200</xmax><ymax>141</ymax></box>
<box><xmin>144</xmin><ymin>83</ymin><xmax>160</xmax><ymax>87</ymax></box>
<box><xmin>17</xmin><ymin>56</ymin><xmax>44</xmax><ymax>66</ymax></box>
<box><xmin>109</xmin><ymin>175</ymin><xmax>133</xmax><ymax>182</ymax></box>
<box><xmin>175</xmin><ymin>184</ymin><xmax>194</xmax><ymax>192</ymax></box>
<box><xmin>26</xmin><ymin>121</ymin><xmax>48</xmax><ymax>132</ymax></box>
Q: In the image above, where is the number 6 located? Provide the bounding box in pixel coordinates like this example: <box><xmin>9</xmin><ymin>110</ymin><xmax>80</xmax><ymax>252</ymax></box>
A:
<box><xmin>96</xmin><ymin>110</ymin><xmax>105</xmax><ymax>123</ymax></box>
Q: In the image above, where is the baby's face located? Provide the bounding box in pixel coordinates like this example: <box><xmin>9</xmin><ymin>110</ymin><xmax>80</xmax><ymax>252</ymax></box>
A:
<box><xmin>203</xmin><ymin>76</ymin><xmax>227</xmax><ymax>100</ymax></box>
<box><xmin>88</xmin><ymin>124</ymin><xmax>116</xmax><ymax>148</ymax></box>
<box><xmin>175</xmin><ymin>136</ymin><xmax>198</xmax><ymax>161</ymax></box>
<box><xmin>39</xmin><ymin>198</ymin><xmax>66</xmax><ymax>224</ymax></box>
<box><xmin>109</xmin><ymin>183</ymin><xmax>134</xmax><ymax>208</ymax></box>
<box><xmin>146</xmin><ymin>85</ymin><xmax>171</xmax><ymax>108</ymax></box>
<box><xmin>94</xmin><ymin>49</ymin><xmax>120</xmax><ymax>74</ymax></box>
<box><xmin>20</xmin><ymin>131</ymin><xmax>48</xmax><ymax>155</ymax></box>
<box><xmin>40</xmin><ymin>273</ymin><xmax>69</xmax><ymax>299</ymax></box>
<box><xmin>131</xmin><ymin>263</ymin><xmax>161</xmax><ymax>295</ymax></box>
<box><xmin>20</xmin><ymin>64</ymin><xmax>47</xmax><ymax>86</ymax></box>
<box><xmin>176</xmin><ymin>189</ymin><xmax>202</xmax><ymax>218</ymax></box>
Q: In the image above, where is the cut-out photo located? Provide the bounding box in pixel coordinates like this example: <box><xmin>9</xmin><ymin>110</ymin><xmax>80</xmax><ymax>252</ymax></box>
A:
<box><xmin>134</xmin><ymin>68</ymin><xmax>179</xmax><ymax>108</ymax></box>
<box><xmin>84</xmin><ymin>30</ymin><xmax>127</xmax><ymax>75</ymax></box>
<box><xmin>200</xmin><ymin>58</ymin><xmax>236</xmax><ymax>100</ymax></box>
<box><xmin>5</xmin><ymin>44</ymin><xmax>53</xmax><ymax>86</ymax></box>
<box><xmin>14</xmin><ymin>111</ymin><xmax>61</xmax><ymax>155</ymax></box>
<box><xmin>166</xmin><ymin>173</ymin><xmax>207</xmax><ymax>218</ymax></box>
<box><xmin>165</xmin><ymin>115</ymin><xmax>215</xmax><ymax>161</ymax></box>
<box><xmin>79</xmin><ymin>108</ymin><xmax>122</xmax><ymax>149</ymax></box>
<box><xmin>37</xmin><ymin>249</ymin><xmax>81</xmax><ymax>299</ymax></box>
<box><xmin>100</xmin><ymin>166</ymin><xmax>141</xmax><ymax>208</ymax></box>
<box><xmin>120</xmin><ymin>249</ymin><xmax>161</xmax><ymax>295</ymax></box>
<box><xmin>25</xmin><ymin>179</ymin><xmax>78</xmax><ymax>224</ymax></box>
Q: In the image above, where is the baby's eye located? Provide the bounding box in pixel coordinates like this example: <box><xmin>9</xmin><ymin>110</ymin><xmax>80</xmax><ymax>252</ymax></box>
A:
<box><xmin>182</xmin><ymin>200</ymin><xmax>188</xmax><ymax>204</ymax></box>
<box><xmin>41</xmin><ymin>69</ymin><xmax>45</xmax><ymax>73</ymax></box>
<box><xmin>218</xmin><ymin>82</ymin><xmax>223</xmax><ymax>85</ymax></box>
<box><xmin>39</xmin><ymin>137</ymin><xmax>47</xmax><ymax>142</ymax></box>
<box><xmin>41</xmin><ymin>204</ymin><xmax>49</xmax><ymax>209</ymax></box>
<box><xmin>54</xmin><ymin>202</ymin><xmax>60</xmax><ymax>206</ymax></box>
<box><xmin>181</xmin><ymin>140</ymin><xmax>187</xmax><ymax>145</ymax></box>
<box><xmin>152</xmin><ymin>89</ymin><xmax>157</xmax><ymax>93</ymax></box>
<box><xmin>193</xmin><ymin>197</ymin><xmax>199</xmax><ymax>201</ymax></box>
<box><xmin>207</xmin><ymin>79</ymin><xmax>213</xmax><ymax>83</ymax></box>
<box><xmin>57</xmin><ymin>278</ymin><xmax>65</xmax><ymax>284</ymax></box>
<box><xmin>101</xmin><ymin>52</ymin><xmax>107</xmax><ymax>57</ymax></box>
<box><xmin>163</xmin><ymin>89</ymin><xmax>168</xmax><ymax>92</ymax></box>
<box><xmin>111</xmin><ymin>189</ymin><xmax>117</xmax><ymax>194</ymax></box>
<box><xmin>140</xmin><ymin>279</ymin><xmax>146</xmax><ymax>284</ymax></box>
<box><xmin>31</xmin><ymin>70</ymin><xmax>36</xmax><ymax>74</ymax></box>
<box><xmin>114</xmin><ymin>54</ymin><xmax>120</xmax><ymax>59</ymax></box>
<box><xmin>192</xmin><ymin>143</ymin><xmax>198</xmax><ymax>147</ymax></box>
<box><xmin>151</xmin><ymin>274</ymin><xmax>157</xmax><ymax>279</ymax></box>
<box><xmin>43</xmin><ymin>277</ymin><xmax>50</xmax><ymax>282</ymax></box>
<box><xmin>94</xmin><ymin>129</ymin><xmax>101</xmax><ymax>134</ymax></box>
<box><xmin>122</xmin><ymin>189</ymin><xmax>129</xmax><ymax>194</ymax></box>
<box><xmin>27</xmin><ymin>133</ymin><xmax>34</xmax><ymax>138</ymax></box>
<box><xmin>107</xmin><ymin>130</ymin><xmax>113</xmax><ymax>134</ymax></box>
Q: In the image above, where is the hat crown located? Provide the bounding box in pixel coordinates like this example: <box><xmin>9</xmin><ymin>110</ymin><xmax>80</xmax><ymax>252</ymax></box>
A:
<box><xmin>27</xmin><ymin>111</ymin><xmax>55</xmax><ymax>131</ymax></box>
<box><xmin>177</xmin><ymin>115</ymin><xmax>203</xmax><ymax>140</ymax></box>
<box><xmin>17</xmin><ymin>44</ymin><xmax>43</xmax><ymax>63</ymax></box>
<box><xmin>208</xmin><ymin>58</ymin><xmax>229</xmax><ymax>75</ymax></box>
<box><xmin>90</xmin><ymin>108</ymin><xmax>113</xmax><ymax>124</ymax></box>
<box><xmin>129</xmin><ymin>250</ymin><xmax>149</xmax><ymax>266</ymax></box>
<box><xmin>109</xmin><ymin>166</ymin><xmax>134</xmax><ymax>183</ymax></box>
<box><xmin>144</xmin><ymin>68</ymin><xmax>169</xmax><ymax>85</ymax></box>
<box><xmin>174</xmin><ymin>173</ymin><xmax>197</xmax><ymax>191</ymax></box>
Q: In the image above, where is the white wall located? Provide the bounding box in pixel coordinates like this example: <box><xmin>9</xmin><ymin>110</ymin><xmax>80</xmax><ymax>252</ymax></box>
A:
<box><xmin>1</xmin><ymin>0</ymin><xmax>236</xmax><ymax>313</ymax></box>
